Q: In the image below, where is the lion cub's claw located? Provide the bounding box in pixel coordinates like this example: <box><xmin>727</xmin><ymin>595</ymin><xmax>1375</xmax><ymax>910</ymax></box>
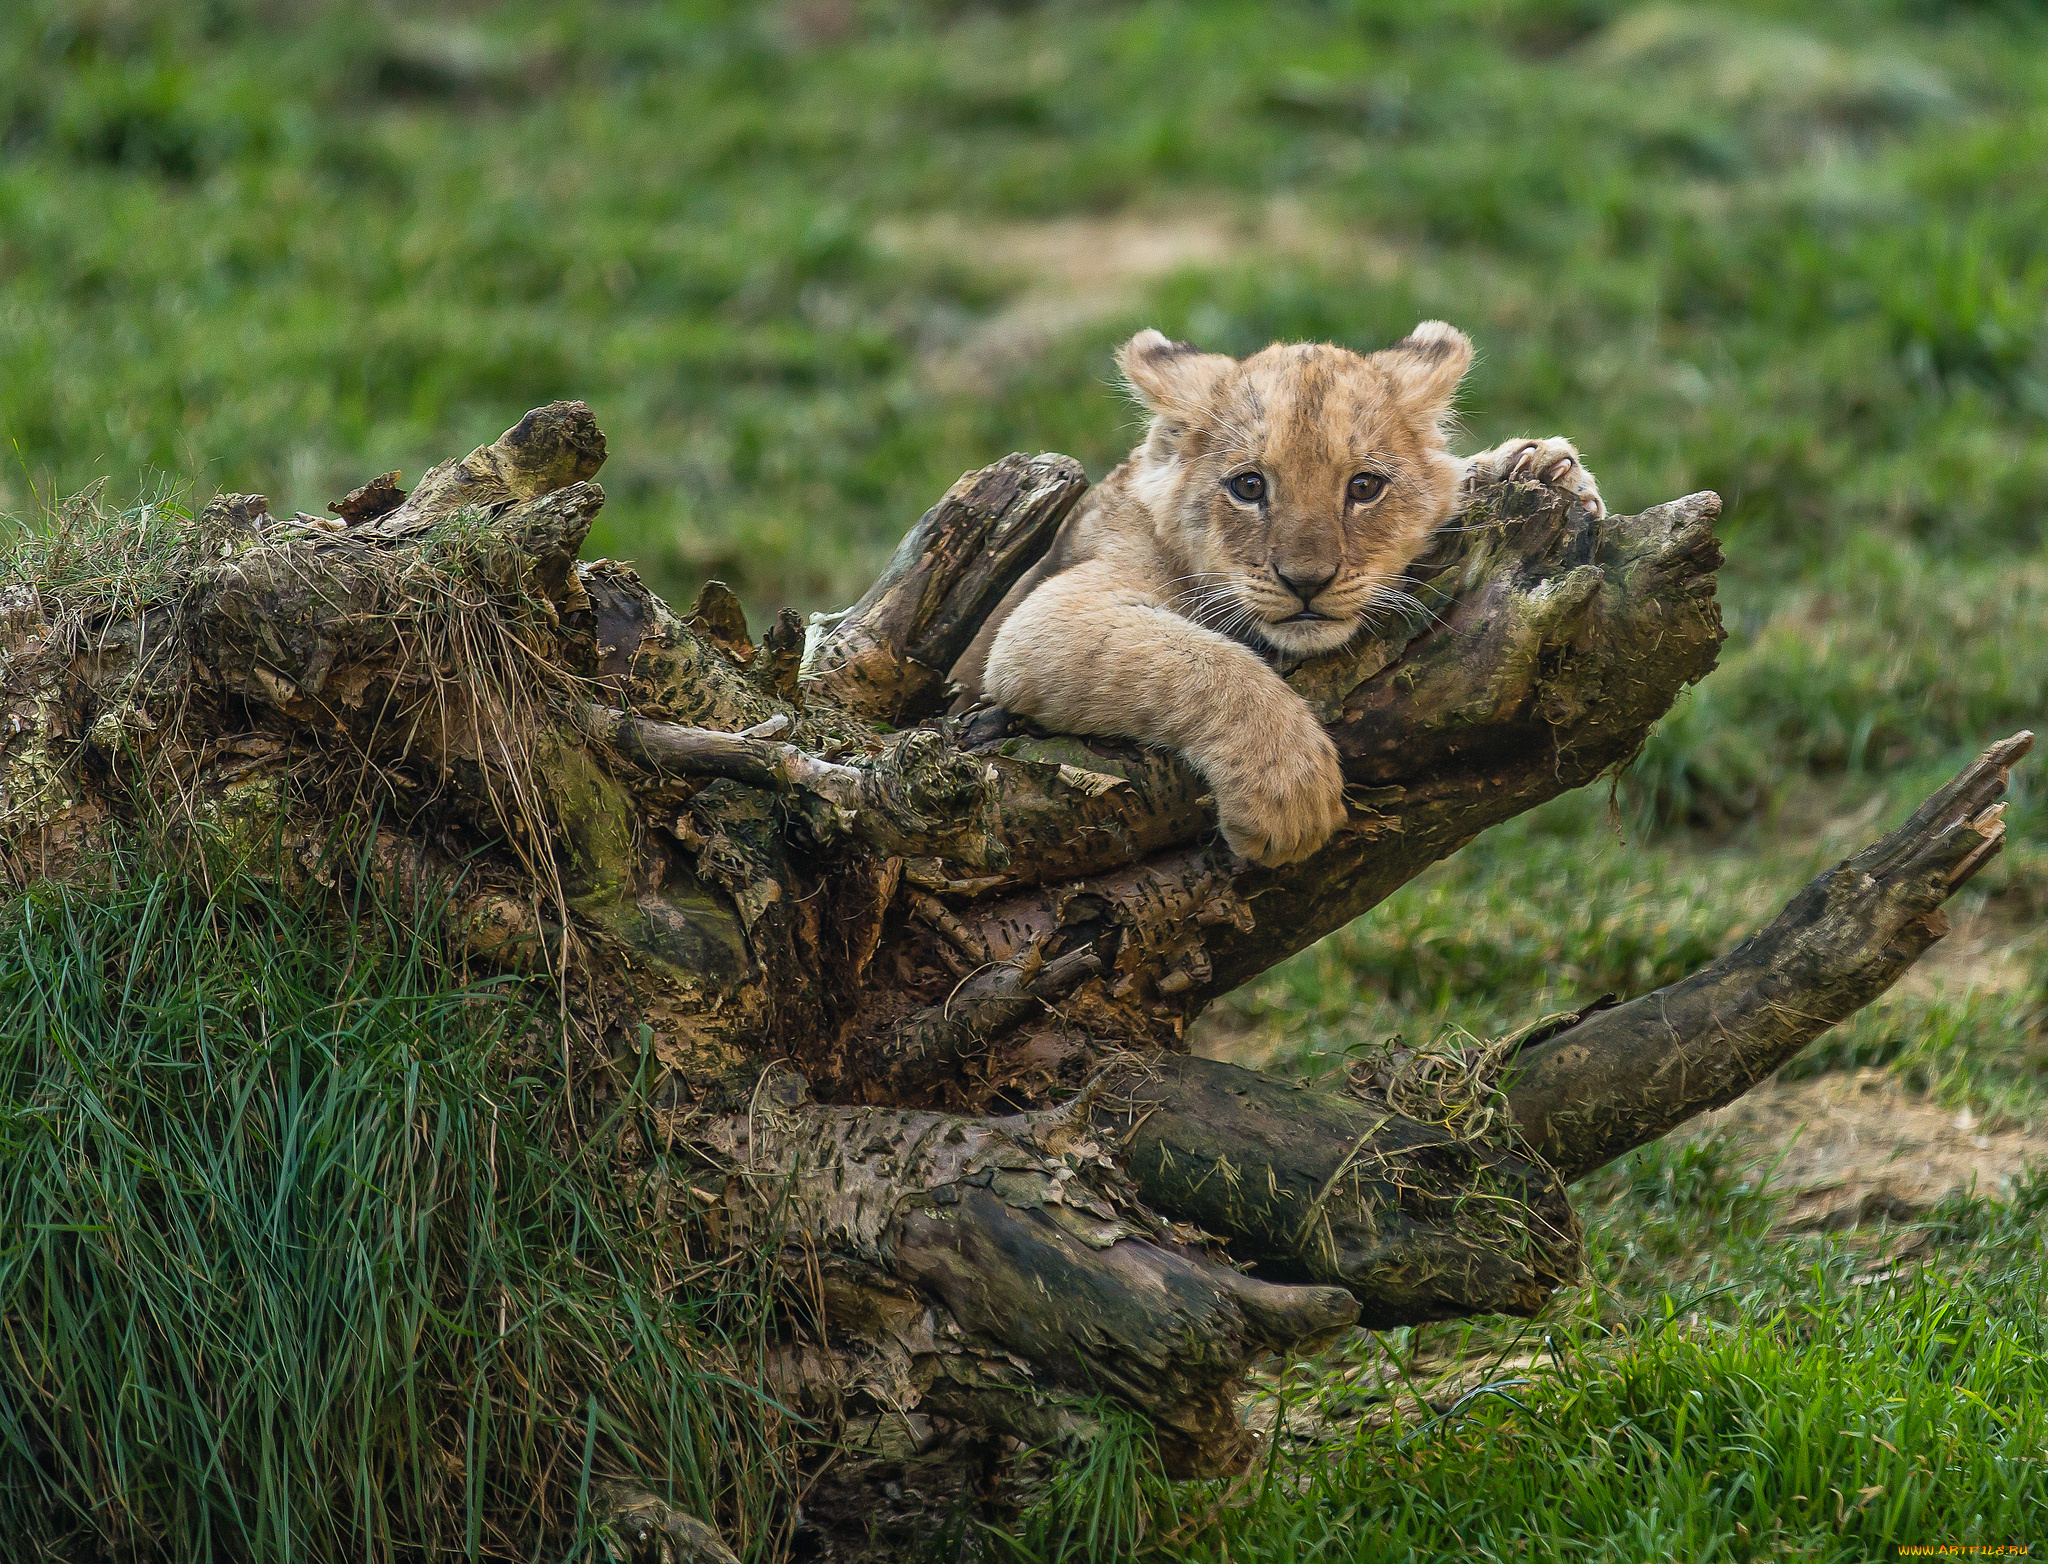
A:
<box><xmin>1212</xmin><ymin>732</ymin><xmax>1348</xmax><ymax>868</ymax></box>
<box><xmin>1463</xmin><ymin>437</ymin><xmax>1604</xmax><ymax>520</ymax></box>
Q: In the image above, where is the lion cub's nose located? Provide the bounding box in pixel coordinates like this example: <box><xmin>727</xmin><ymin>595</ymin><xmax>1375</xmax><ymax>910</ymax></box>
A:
<box><xmin>1275</xmin><ymin>565</ymin><xmax>1337</xmax><ymax>606</ymax></box>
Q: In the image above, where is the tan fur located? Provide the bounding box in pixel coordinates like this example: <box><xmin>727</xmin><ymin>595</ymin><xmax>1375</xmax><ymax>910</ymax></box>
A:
<box><xmin>955</xmin><ymin>324</ymin><xmax>1603</xmax><ymax>866</ymax></box>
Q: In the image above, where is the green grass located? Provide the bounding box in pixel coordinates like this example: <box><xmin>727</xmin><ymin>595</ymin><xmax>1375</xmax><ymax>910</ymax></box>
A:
<box><xmin>4</xmin><ymin>0</ymin><xmax>2048</xmax><ymax>1558</ymax></box>
<box><xmin>994</xmin><ymin>1155</ymin><xmax>2048</xmax><ymax>1562</ymax></box>
<box><xmin>0</xmin><ymin>854</ymin><xmax>795</xmax><ymax>1561</ymax></box>
<box><xmin>5</xmin><ymin>1</ymin><xmax>2048</xmax><ymax>615</ymax></box>
<box><xmin>0</xmin><ymin>480</ymin><xmax>196</xmax><ymax>620</ymax></box>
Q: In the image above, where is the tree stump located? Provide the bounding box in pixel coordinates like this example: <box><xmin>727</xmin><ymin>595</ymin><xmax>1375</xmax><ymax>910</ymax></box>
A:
<box><xmin>2</xmin><ymin>402</ymin><xmax>2025</xmax><ymax>1507</ymax></box>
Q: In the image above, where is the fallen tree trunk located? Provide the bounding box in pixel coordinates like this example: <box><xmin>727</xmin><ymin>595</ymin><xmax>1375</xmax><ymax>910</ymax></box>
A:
<box><xmin>1</xmin><ymin>401</ymin><xmax>2026</xmax><ymax>1509</ymax></box>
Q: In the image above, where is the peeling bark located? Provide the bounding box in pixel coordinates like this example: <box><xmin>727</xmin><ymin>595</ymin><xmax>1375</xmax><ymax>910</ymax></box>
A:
<box><xmin>685</xmin><ymin>1072</ymin><xmax>1356</xmax><ymax>1476</ymax></box>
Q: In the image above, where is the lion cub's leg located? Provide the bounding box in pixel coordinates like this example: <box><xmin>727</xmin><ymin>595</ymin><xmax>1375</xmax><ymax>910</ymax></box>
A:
<box><xmin>983</xmin><ymin>562</ymin><xmax>1346</xmax><ymax>867</ymax></box>
<box><xmin>1459</xmin><ymin>437</ymin><xmax>1604</xmax><ymax>519</ymax></box>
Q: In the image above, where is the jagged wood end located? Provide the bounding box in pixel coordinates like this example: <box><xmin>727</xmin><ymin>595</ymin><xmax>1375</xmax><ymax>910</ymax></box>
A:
<box><xmin>1505</xmin><ymin>730</ymin><xmax>2034</xmax><ymax>1182</ymax></box>
<box><xmin>364</xmin><ymin>398</ymin><xmax>607</xmax><ymax>538</ymax></box>
<box><xmin>803</xmin><ymin>452</ymin><xmax>1087</xmax><ymax>725</ymax></box>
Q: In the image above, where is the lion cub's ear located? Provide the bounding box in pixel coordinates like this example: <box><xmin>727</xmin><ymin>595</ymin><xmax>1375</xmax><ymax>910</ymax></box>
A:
<box><xmin>1371</xmin><ymin>320</ymin><xmax>1474</xmax><ymax>425</ymax></box>
<box><xmin>1117</xmin><ymin>329</ymin><xmax>1235</xmax><ymax>419</ymax></box>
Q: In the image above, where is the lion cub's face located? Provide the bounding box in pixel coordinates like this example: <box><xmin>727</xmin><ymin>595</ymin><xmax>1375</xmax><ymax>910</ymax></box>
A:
<box><xmin>1118</xmin><ymin>323</ymin><xmax>1472</xmax><ymax>657</ymax></box>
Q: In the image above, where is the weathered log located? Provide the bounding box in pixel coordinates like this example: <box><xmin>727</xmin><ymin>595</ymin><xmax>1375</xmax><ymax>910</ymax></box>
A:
<box><xmin>2</xmin><ymin>398</ymin><xmax>2027</xmax><ymax>1494</ymax></box>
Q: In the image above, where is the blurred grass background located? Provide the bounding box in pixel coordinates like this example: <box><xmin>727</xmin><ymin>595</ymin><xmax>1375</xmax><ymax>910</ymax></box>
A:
<box><xmin>3</xmin><ymin>0</ymin><xmax>2046</xmax><ymax>1558</ymax></box>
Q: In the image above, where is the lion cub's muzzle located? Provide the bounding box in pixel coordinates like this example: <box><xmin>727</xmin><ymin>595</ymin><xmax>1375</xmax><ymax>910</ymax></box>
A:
<box><xmin>1245</xmin><ymin>580</ymin><xmax>1360</xmax><ymax>655</ymax></box>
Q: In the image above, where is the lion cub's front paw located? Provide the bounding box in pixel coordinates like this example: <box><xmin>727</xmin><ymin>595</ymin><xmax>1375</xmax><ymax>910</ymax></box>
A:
<box><xmin>1209</xmin><ymin>727</ymin><xmax>1348</xmax><ymax>868</ymax></box>
<box><xmin>1461</xmin><ymin>437</ymin><xmax>1604</xmax><ymax>519</ymax></box>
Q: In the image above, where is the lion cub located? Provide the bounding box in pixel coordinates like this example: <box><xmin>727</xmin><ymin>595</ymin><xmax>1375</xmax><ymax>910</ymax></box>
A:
<box><xmin>953</xmin><ymin>324</ymin><xmax>1603</xmax><ymax>866</ymax></box>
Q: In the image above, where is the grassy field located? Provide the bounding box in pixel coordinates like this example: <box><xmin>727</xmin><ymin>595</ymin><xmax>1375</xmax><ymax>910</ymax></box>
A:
<box><xmin>2</xmin><ymin>0</ymin><xmax>2045</xmax><ymax>1559</ymax></box>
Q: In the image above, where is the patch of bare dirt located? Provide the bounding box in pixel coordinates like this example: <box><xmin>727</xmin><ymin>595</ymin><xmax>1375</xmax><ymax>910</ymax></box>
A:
<box><xmin>1889</xmin><ymin>903</ymin><xmax>2041</xmax><ymax>1004</ymax></box>
<box><xmin>873</xmin><ymin>202</ymin><xmax>1403</xmax><ymax>391</ymax></box>
<box><xmin>1684</xmin><ymin>1068</ymin><xmax>2048</xmax><ymax>1231</ymax></box>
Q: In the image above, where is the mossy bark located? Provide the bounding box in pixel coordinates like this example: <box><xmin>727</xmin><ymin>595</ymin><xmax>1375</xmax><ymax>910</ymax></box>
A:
<box><xmin>1</xmin><ymin>400</ymin><xmax>2025</xmax><ymax>1495</ymax></box>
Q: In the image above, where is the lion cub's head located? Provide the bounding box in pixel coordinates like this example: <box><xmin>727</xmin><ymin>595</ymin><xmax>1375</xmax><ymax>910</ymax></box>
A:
<box><xmin>1116</xmin><ymin>322</ymin><xmax>1471</xmax><ymax>657</ymax></box>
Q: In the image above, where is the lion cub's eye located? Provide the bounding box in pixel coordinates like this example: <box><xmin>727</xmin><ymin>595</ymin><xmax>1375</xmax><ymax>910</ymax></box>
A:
<box><xmin>1227</xmin><ymin>471</ymin><xmax>1266</xmax><ymax>503</ymax></box>
<box><xmin>1348</xmin><ymin>472</ymin><xmax>1389</xmax><ymax>505</ymax></box>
